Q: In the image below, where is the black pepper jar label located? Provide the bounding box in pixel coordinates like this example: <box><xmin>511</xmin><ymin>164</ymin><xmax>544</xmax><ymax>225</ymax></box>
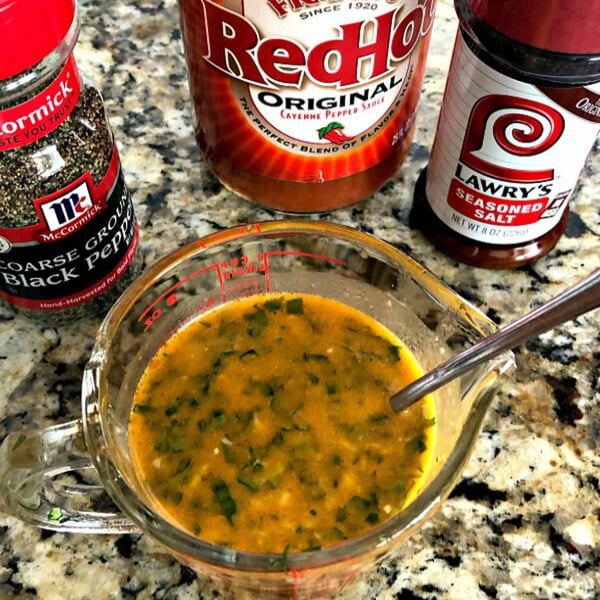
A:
<box><xmin>0</xmin><ymin>144</ymin><xmax>139</xmax><ymax>310</ymax></box>
<box><xmin>0</xmin><ymin>55</ymin><xmax>80</xmax><ymax>151</ymax></box>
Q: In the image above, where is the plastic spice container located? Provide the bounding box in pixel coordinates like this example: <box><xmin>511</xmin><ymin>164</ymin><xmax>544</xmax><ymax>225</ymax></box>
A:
<box><xmin>0</xmin><ymin>0</ymin><xmax>141</xmax><ymax>324</ymax></box>
<box><xmin>177</xmin><ymin>0</ymin><xmax>437</xmax><ymax>213</ymax></box>
<box><xmin>411</xmin><ymin>0</ymin><xmax>600</xmax><ymax>268</ymax></box>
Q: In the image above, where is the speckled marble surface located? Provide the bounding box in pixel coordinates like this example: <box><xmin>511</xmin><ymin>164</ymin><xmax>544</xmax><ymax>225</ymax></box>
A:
<box><xmin>1</xmin><ymin>0</ymin><xmax>599</xmax><ymax>598</ymax></box>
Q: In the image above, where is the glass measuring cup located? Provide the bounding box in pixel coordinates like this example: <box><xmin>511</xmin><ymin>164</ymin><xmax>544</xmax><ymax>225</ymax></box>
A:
<box><xmin>0</xmin><ymin>221</ymin><xmax>515</xmax><ymax>599</ymax></box>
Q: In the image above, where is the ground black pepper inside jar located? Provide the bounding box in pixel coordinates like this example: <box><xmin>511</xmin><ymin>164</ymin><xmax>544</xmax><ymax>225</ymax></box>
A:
<box><xmin>0</xmin><ymin>0</ymin><xmax>141</xmax><ymax>324</ymax></box>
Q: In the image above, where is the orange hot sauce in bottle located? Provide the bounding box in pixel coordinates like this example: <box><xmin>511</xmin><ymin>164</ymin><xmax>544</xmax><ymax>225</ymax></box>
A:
<box><xmin>177</xmin><ymin>0</ymin><xmax>437</xmax><ymax>213</ymax></box>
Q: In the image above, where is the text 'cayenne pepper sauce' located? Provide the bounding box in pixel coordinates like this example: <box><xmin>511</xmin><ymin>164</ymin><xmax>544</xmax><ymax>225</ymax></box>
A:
<box><xmin>178</xmin><ymin>0</ymin><xmax>437</xmax><ymax>212</ymax></box>
<box><xmin>410</xmin><ymin>0</ymin><xmax>600</xmax><ymax>269</ymax></box>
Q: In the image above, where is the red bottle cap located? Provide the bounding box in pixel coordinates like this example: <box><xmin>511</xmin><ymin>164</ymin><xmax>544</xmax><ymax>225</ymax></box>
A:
<box><xmin>0</xmin><ymin>0</ymin><xmax>76</xmax><ymax>80</ymax></box>
<box><xmin>467</xmin><ymin>0</ymin><xmax>600</xmax><ymax>55</ymax></box>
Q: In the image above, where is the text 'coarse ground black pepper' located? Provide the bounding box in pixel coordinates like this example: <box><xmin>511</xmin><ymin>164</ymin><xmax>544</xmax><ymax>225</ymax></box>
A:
<box><xmin>0</xmin><ymin>0</ymin><xmax>141</xmax><ymax>324</ymax></box>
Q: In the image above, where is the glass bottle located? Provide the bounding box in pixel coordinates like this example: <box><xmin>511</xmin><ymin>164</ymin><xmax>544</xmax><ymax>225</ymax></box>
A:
<box><xmin>411</xmin><ymin>0</ymin><xmax>600</xmax><ymax>268</ymax></box>
<box><xmin>0</xmin><ymin>0</ymin><xmax>141</xmax><ymax>324</ymax></box>
<box><xmin>178</xmin><ymin>0</ymin><xmax>437</xmax><ymax>212</ymax></box>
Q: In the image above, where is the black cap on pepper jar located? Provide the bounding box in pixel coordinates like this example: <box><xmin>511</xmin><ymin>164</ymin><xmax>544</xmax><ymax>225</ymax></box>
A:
<box><xmin>410</xmin><ymin>0</ymin><xmax>600</xmax><ymax>269</ymax></box>
<box><xmin>0</xmin><ymin>0</ymin><xmax>141</xmax><ymax>324</ymax></box>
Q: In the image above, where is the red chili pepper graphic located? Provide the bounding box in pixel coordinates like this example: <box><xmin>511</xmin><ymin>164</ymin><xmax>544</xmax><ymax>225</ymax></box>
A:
<box><xmin>318</xmin><ymin>121</ymin><xmax>353</xmax><ymax>145</ymax></box>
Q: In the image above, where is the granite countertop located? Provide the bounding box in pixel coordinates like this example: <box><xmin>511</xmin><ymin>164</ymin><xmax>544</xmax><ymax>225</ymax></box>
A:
<box><xmin>1</xmin><ymin>0</ymin><xmax>598</xmax><ymax>598</ymax></box>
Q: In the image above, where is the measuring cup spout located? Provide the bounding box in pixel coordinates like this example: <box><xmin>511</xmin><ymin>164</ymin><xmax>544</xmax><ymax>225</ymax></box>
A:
<box><xmin>391</xmin><ymin>268</ymin><xmax>600</xmax><ymax>412</ymax></box>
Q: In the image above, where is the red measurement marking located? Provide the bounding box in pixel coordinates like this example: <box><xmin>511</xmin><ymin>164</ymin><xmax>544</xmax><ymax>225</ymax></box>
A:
<box><xmin>139</xmin><ymin>247</ymin><xmax>345</xmax><ymax>330</ymax></box>
<box><xmin>138</xmin><ymin>263</ymin><xmax>221</xmax><ymax>323</ymax></box>
<box><xmin>290</xmin><ymin>567</ymin><xmax>300</xmax><ymax>600</ymax></box>
<box><xmin>261</xmin><ymin>251</ymin><xmax>347</xmax><ymax>291</ymax></box>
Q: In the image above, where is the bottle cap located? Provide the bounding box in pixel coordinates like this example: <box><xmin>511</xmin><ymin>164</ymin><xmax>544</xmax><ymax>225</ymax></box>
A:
<box><xmin>467</xmin><ymin>0</ymin><xmax>600</xmax><ymax>55</ymax></box>
<box><xmin>0</xmin><ymin>0</ymin><xmax>76</xmax><ymax>81</ymax></box>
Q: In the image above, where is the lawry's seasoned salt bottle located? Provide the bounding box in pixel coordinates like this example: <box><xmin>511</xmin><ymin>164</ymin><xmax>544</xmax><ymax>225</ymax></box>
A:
<box><xmin>178</xmin><ymin>0</ymin><xmax>437</xmax><ymax>213</ymax></box>
<box><xmin>411</xmin><ymin>0</ymin><xmax>600</xmax><ymax>268</ymax></box>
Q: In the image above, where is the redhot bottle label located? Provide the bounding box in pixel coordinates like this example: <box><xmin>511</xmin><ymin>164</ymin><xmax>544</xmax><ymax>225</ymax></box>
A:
<box><xmin>0</xmin><ymin>55</ymin><xmax>81</xmax><ymax>151</ymax></box>
<box><xmin>426</xmin><ymin>35</ymin><xmax>600</xmax><ymax>245</ymax></box>
<box><xmin>190</xmin><ymin>0</ymin><xmax>435</xmax><ymax>181</ymax></box>
<box><xmin>0</xmin><ymin>145</ymin><xmax>139</xmax><ymax>310</ymax></box>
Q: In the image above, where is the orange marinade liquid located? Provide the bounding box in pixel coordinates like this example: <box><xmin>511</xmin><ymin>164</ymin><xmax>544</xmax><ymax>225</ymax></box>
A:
<box><xmin>129</xmin><ymin>293</ymin><xmax>436</xmax><ymax>553</ymax></box>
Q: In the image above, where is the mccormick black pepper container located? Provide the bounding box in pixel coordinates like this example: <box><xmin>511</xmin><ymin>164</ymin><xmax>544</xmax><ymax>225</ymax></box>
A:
<box><xmin>0</xmin><ymin>0</ymin><xmax>141</xmax><ymax>323</ymax></box>
<box><xmin>411</xmin><ymin>0</ymin><xmax>600</xmax><ymax>268</ymax></box>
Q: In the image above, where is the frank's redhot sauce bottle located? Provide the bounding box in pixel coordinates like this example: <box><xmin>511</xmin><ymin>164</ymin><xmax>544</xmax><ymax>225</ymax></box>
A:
<box><xmin>177</xmin><ymin>0</ymin><xmax>436</xmax><ymax>213</ymax></box>
<box><xmin>411</xmin><ymin>0</ymin><xmax>600</xmax><ymax>268</ymax></box>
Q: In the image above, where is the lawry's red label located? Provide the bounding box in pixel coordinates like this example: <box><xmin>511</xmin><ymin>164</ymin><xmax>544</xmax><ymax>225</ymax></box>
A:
<box><xmin>426</xmin><ymin>35</ymin><xmax>600</xmax><ymax>245</ymax></box>
<box><xmin>0</xmin><ymin>55</ymin><xmax>81</xmax><ymax>151</ymax></box>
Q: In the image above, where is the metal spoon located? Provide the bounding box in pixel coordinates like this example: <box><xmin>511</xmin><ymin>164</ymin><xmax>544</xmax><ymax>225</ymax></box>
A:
<box><xmin>390</xmin><ymin>268</ymin><xmax>600</xmax><ymax>412</ymax></box>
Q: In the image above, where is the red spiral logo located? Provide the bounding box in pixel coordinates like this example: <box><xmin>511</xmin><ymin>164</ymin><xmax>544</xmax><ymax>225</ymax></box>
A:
<box><xmin>493</xmin><ymin>109</ymin><xmax>562</xmax><ymax>156</ymax></box>
<box><xmin>460</xmin><ymin>95</ymin><xmax>565</xmax><ymax>182</ymax></box>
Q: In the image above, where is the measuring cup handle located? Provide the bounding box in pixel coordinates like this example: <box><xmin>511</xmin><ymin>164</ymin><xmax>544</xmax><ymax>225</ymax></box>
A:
<box><xmin>0</xmin><ymin>419</ymin><xmax>138</xmax><ymax>534</ymax></box>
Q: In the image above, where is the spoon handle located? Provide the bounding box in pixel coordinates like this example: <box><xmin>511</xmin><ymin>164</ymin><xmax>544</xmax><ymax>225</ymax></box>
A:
<box><xmin>390</xmin><ymin>268</ymin><xmax>600</xmax><ymax>412</ymax></box>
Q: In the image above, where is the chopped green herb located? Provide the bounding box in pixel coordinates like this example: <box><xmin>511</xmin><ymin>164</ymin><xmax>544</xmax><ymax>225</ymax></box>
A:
<box><xmin>308</xmin><ymin>373</ymin><xmax>320</xmax><ymax>385</ymax></box>
<box><xmin>174</xmin><ymin>457</ymin><xmax>192</xmax><ymax>475</ymax></box>
<box><xmin>239</xmin><ymin>349</ymin><xmax>258</xmax><ymax>361</ymax></box>
<box><xmin>393</xmin><ymin>482</ymin><xmax>406</xmax><ymax>495</ymax></box>
<box><xmin>388</xmin><ymin>344</ymin><xmax>401</xmax><ymax>364</ymax></box>
<box><xmin>408</xmin><ymin>435</ymin><xmax>427</xmax><ymax>454</ymax></box>
<box><xmin>304</xmin><ymin>543</ymin><xmax>322</xmax><ymax>552</ymax></box>
<box><xmin>350</xmin><ymin>495</ymin><xmax>372</xmax><ymax>510</ymax></box>
<box><xmin>366</xmin><ymin>512</ymin><xmax>379</xmax><ymax>524</ymax></box>
<box><xmin>338</xmin><ymin>422</ymin><xmax>356</xmax><ymax>436</ymax></box>
<box><xmin>155</xmin><ymin>435</ymin><xmax>188</xmax><ymax>454</ymax></box>
<box><xmin>186</xmin><ymin>397</ymin><xmax>200</xmax><ymax>409</ymax></box>
<box><xmin>264</xmin><ymin>298</ymin><xmax>284</xmax><ymax>312</ymax></box>
<box><xmin>221</xmin><ymin>439</ymin><xmax>236</xmax><ymax>464</ymax></box>
<box><xmin>211</xmin><ymin>410</ymin><xmax>226</xmax><ymax>425</ymax></box>
<box><xmin>212</xmin><ymin>478</ymin><xmax>237</xmax><ymax>523</ymax></box>
<box><xmin>234</xmin><ymin>410</ymin><xmax>255</xmax><ymax>427</ymax></box>
<box><xmin>269</xmin><ymin>544</ymin><xmax>291</xmax><ymax>570</ymax></box>
<box><xmin>244</xmin><ymin>309</ymin><xmax>268</xmax><ymax>337</ymax></box>
<box><xmin>237</xmin><ymin>476</ymin><xmax>258</xmax><ymax>492</ymax></box>
<box><xmin>48</xmin><ymin>507</ymin><xmax>69</xmax><ymax>523</ymax></box>
<box><xmin>262</xmin><ymin>382</ymin><xmax>275</xmax><ymax>398</ymax></box>
<box><xmin>169</xmin><ymin>490</ymin><xmax>184</xmax><ymax>505</ymax></box>
<box><xmin>212</xmin><ymin>350</ymin><xmax>236</xmax><ymax>371</ymax></box>
<box><xmin>368</xmin><ymin>413</ymin><xmax>389</xmax><ymax>424</ymax></box>
<box><xmin>196</xmin><ymin>373</ymin><xmax>211</xmax><ymax>396</ymax></box>
<box><xmin>373</xmin><ymin>378</ymin><xmax>386</xmax><ymax>389</ymax></box>
<box><xmin>132</xmin><ymin>403</ymin><xmax>155</xmax><ymax>414</ymax></box>
<box><xmin>12</xmin><ymin>433</ymin><xmax>26</xmax><ymax>451</ymax></box>
<box><xmin>286</xmin><ymin>297</ymin><xmax>304</xmax><ymax>315</ymax></box>
<box><xmin>303</xmin><ymin>352</ymin><xmax>328</xmax><ymax>362</ymax></box>
<box><xmin>326</xmin><ymin>383</ymin><xmax>338</xmax><ymax>395</ymax></box>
